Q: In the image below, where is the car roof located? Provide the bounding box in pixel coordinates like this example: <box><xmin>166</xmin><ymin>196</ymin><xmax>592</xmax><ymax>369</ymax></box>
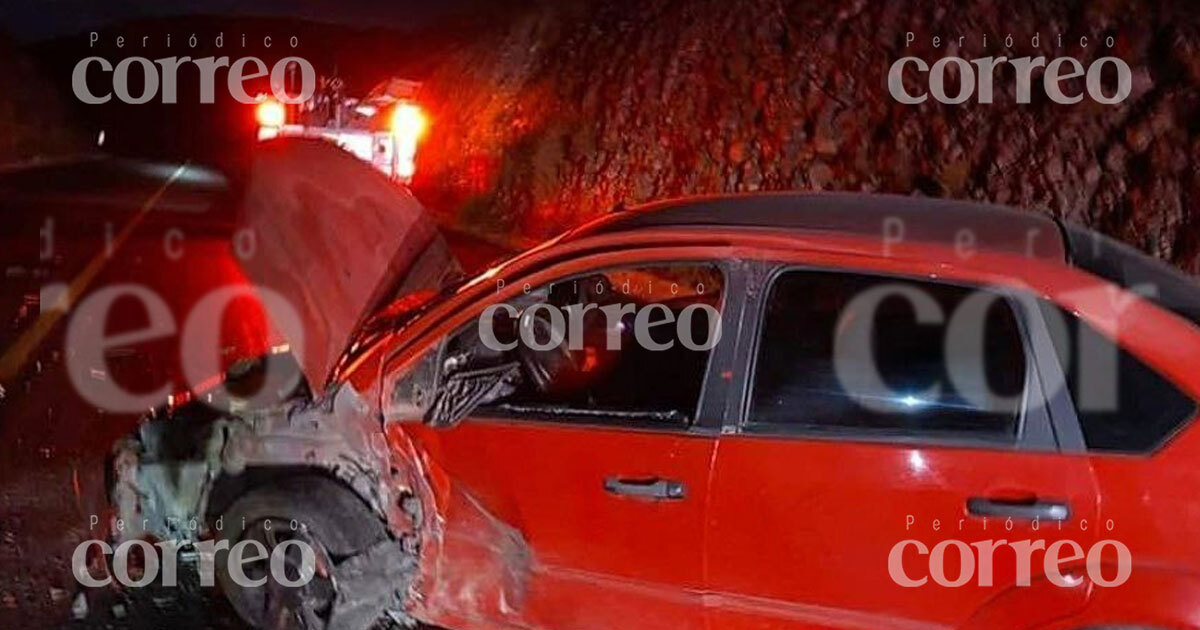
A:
<box><xmin>568</xmin><ymin>192</ymin><xmax>1200</xmax><ymax>330</ymax></box>
<box><xmin>572</xmin><ymin>192</ymin><xmax>1068</xmax><ymax>261</ymax></box>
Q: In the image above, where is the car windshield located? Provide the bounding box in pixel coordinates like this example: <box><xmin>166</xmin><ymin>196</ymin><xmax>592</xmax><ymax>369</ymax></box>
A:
<box><xmin>1063</xmin><ymin>223</ymin><xmax>1200</xmax><ymax>329</ymax></box>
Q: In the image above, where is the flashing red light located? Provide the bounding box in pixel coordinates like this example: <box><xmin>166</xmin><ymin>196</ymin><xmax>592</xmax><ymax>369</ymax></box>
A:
<box><xmin>391</xmin><ymin>103</ymin><xmax>428</xmax><ymax>141</ymax></box>
<box><xmin>391</xmin><ymin>103</ymin><xmax>428</xmax><ymax>179</ymax></box>
<box><xmin>256</xmin><ymin>99</ymin><xmax>286</xmax><ymax>128</ymax></box>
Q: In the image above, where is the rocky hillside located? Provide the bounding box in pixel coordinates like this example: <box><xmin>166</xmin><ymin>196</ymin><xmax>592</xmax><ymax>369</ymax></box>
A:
<box><xmin>412</xmin><ymin>0</ymin><xmax>1200</xmax><ymax>272</ymax></box>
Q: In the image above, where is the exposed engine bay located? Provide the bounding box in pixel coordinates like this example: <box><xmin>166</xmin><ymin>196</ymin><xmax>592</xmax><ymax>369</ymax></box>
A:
<box><xmin>109</xmin><ymin>354</ymin><xmax>424</xmax><ymax>628</ymax></box>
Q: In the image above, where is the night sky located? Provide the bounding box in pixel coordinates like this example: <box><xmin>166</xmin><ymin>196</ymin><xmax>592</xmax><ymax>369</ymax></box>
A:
<box><xmin>1</xmin><ymin>0</ymin><xmax>479</xmax><ymax>41</ymax></box>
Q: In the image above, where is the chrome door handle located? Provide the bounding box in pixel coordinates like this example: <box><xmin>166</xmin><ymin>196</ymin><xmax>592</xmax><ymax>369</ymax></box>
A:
<box><xmin>967</xmin><ymin>497</ymin><xmax>1070</xmax><ymax>521</ymax></box>
<box><xmin>603</xmin><ymin>477</ymin><xmax>686</xmax><ymax>500</ymax></box>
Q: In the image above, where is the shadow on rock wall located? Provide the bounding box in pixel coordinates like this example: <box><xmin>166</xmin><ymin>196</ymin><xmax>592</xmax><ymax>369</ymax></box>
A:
<box><xmin>411</xmin><ymin>0</ymin><xmax>1200</xmax><ymax>273</ymax></box>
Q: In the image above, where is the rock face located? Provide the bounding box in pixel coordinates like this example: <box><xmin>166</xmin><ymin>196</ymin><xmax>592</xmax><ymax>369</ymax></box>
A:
<box><xmin>412</xmin><ymin>0</ymin><xmax>1200</xmax><ymax>273</ymax></box>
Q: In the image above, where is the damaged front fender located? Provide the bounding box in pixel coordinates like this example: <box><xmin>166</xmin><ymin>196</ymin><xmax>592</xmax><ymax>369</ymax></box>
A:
<box><xmin>108</xmin><ymin>370</ymin><xmax>427</xmax><ymax>628</ymax></box>
<box><xmin>112</xmin><ymin>380</ymin><xmax>416</xmax><ymax>543</ymax></box>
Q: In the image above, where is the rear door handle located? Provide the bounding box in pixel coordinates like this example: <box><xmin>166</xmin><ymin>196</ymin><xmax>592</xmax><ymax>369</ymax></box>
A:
<box><xmin>604</xmin><ymin>476</ymin><xmax>686</xmax><ymax>500</ymax></box>
<box><xmin>967</xmin><ymin>497</ymin><xmax>1070</xmax><ymax>521</ymax></box>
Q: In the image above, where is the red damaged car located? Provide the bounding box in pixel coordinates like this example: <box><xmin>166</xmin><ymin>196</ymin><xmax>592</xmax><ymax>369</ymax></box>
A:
<box><xmin>111</xmin><ymin>139</ymin><xmax>1200</xmax><ymax>630</ymax></box>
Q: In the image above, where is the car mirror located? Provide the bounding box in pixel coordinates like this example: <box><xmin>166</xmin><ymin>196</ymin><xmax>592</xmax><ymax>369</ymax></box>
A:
<box><xmin>382</xmin><ymin>340</ymin><xmax>446</xmax><ymax>423</ymax></box>
<box><xmin>426</xmin><ymin>362</ymin><xmax>520</xmax><ymax>427</ymax></box>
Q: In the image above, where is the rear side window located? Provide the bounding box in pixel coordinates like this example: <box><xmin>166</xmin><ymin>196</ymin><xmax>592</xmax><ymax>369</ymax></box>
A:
<box><xmin>1038</xmin><ymin>302</ymin><xmax>1196</xmax><ymax>453</ymax></box>
<box><xmin>748</xmin><ymin>270</ymin><xmax>1027</xmax><ymax>440</ymax></box>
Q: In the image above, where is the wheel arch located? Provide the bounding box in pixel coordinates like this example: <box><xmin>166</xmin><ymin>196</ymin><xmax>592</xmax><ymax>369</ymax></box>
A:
<box><xmin>204</xmin><ymin>465</ymin><xmax>382</xmax><ymax>525</ymax></box>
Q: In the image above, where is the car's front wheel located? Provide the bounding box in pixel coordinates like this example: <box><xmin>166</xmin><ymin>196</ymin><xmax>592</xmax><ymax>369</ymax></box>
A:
<box><xmin>215</xmin><ymin>476</ymin><xmax>392</xmax><ymax>629</ymax></box>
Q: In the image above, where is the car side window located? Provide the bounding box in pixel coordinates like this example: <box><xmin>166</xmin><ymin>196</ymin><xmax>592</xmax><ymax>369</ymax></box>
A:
<box><xmin>1037</xmin><ymin>301</ymin><xmax>1197</xmax><ymax>453</ymax></box>
<box><xmin>443</xmin><ymin>263</ymin><xmax>724</xmax><ymax>427</ymax></box>
<box><xmin>748</xmin><ymin>269</ymin><xmax>1027</xmax><ymax>440</ymax></box>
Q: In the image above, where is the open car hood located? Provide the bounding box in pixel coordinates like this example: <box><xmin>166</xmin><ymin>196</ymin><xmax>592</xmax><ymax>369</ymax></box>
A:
<box><xmin>241</xmin><ymin>139</ymin><xmax>459</xmax><ymax>394</ymax></box>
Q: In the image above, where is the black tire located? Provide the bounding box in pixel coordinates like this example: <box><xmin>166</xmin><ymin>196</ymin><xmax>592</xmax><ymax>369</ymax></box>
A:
<box><xmin>215</xmin><ymin>476</ymin><xmax>389</xmax><ymax>629</ymax></box>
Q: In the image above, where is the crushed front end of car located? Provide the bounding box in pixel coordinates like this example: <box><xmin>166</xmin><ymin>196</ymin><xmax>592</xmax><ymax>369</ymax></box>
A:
<box><xmin>106</xmin><ymin>138</ymin><xmax>461</xmax><ymax>629</ymax></box>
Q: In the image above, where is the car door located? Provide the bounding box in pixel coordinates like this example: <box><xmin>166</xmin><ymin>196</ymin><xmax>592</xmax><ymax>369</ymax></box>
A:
<box><xmin>705</xmin><ymin>264</ymin><xmax>1101</xmax><ymax>629</ymax></box>
<box><xmin>392</xmin><ymin>258</ymin><xmax>740</xmax><ymax>630</ymax></box>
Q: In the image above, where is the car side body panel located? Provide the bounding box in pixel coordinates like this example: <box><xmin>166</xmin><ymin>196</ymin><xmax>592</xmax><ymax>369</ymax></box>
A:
<box><xmin>376</xmin><ymin>243</ymin><xmax>736</xmax><ymax>629</ymax></box>
<box><xmin>399</xmin><ymin>420</ymin><xmax>715</xmax><ymax>630</ymax></box>
<box><xmin>365</xmin><ymin>222</ymin><xmax>1200</xmax><ymax>630</ymax></box>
